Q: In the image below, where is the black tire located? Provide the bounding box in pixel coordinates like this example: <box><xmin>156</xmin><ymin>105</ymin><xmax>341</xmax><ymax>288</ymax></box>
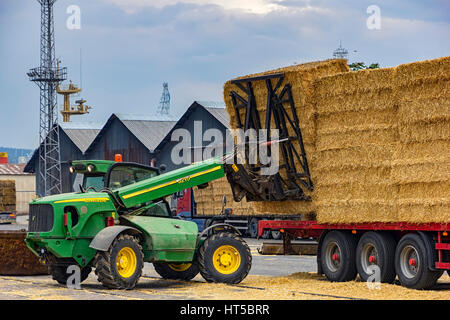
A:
<box><xmin>356</xmin><ymin>232</ymin><xmax>396</xmax><ymax>283</ymax></box>
<box><xmin>395</xmin><ymin>233</ymin><xmax>442</xmax><ymax>290</ymax></box>
<box><xmin>93</xmin><ymin>234</ymin><xmax>144</xmax><ymax>289</ymax></box>
<box><xmin>49</xmin><ymin>265</ymin><xmax>91</xmax><ymax>285</ymax></box>
<box><xmin>271</xmin><ymin>230</ymin><xmax>282</xmax><ymax>240</ymax></box>
<box><xmin>248</xmin><ymin>218</ymin><xmax>259</xmax><ymax>238</ymax></box>
<box><xmin>153</xmin><ymin>262</ymin><xmax>199</xmax><ymax>281</ymax></box>
<box><xmin>197</xmin><ymin>232</ymin><xmax>251</xmax><ymax>284</ymax></box>
<box><xmin>320</xmin><ymin>231</ymin><xmax>358</xmax><ymax>282</ymax></box>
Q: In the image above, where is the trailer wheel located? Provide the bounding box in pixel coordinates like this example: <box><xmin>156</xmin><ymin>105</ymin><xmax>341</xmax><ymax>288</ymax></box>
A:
<box><xmin>49</xmin><ymin>265</ymin><xmax>91</xmax><ymax>286</ymax></box>
<box><xmin>93</xmin><ymin>234</ymin><xmax>144</xmax><ymax>289</ymax></box>
<box><xmin>356</xmin><ymin>232</ymin><xmax>396</xmax><ymax>283</ymax></box>
<box><xmin>395</xmin><ymin>233</ymin><xmax>441</xmax><ymax>290</ymax></box>
<box><xmin>248</xmin><ymin>218</ymin><xmax>259</xmax><ymax>238</ymax></box>
<box><xmin>271</xmin><ymin>230</ymin><xmax>282</xmax><ymax>240</ymax></box>
<box><xmin>153</xmin><ymin>262</ymin><xmax>199</xmax><ymax>281</ymax></box>
<box><xmin>197</xmin><ymin>232</ymin><xmax>251</xmax><ymax>284</ymax></box>
<box><xmin>320</xmin><ymin>231</ymin><xmax>358</xmax><ymax>282</ymax></box>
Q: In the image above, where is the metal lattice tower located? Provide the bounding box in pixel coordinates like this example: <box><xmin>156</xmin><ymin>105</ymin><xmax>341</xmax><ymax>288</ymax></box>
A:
<box><xmin>332</xmin><ymin>41</ymin><xmax>349</xmax><ymax>60</ymax></box>
<box><xmin>27</xmin><ymin>0</ymin><xmax>66</xmax><ymax>196</ymax></box>
<box><xmin>156</xmin><ymin>82</ymin><xmax>170</xmax><ymax>116</ymax></box>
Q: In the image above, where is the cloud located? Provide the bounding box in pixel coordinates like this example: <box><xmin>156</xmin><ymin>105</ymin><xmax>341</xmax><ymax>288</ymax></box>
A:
<box><xmin>102</xmin><ymin>0</ymin><xmax>286</xmax><ymax>14</ymax></box>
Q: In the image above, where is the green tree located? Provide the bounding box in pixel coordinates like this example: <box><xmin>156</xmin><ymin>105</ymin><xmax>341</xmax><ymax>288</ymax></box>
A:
<box><xmin>349</xmin><ymin>62</ymin><xmax>380</xmax><ymax>71</ymax></box>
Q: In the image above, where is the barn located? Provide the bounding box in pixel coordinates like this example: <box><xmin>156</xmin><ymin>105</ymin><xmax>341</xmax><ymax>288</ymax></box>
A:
<box><xmin>24</xmin><ymin>122</ymin><xmax>103</xmax><ymax>196</ymax></box>
<box><xmin>155</xmin><ymin>101</ymin><xmax>230</xmax><ymax>172</ymax></box>
<box><xmin>83</xmin><ymin>113</ymin><xmax>176</xmax><ymax>165</ymax></box>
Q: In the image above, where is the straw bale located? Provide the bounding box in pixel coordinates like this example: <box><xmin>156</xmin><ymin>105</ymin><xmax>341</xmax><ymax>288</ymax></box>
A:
<box><xmin>315</xmin><ymin>200</ymin><xmax>398</xmax><ymax>224</ymax></box>
<box><xmin>316</xmin><ymin>125</ymin><xmax>397</xmax><ymax>152</ymax></box>
<box><xmin>315</xmin><ymin>87</ymin><xmax>395</xmax><ymax>115</ymax></box>
<box><xmin>395</xmin><ymin>56</ymin><xmax>450</xmax><ymax>85</ymax></box>
<box><xmin>398</xmin><ymin>97</ymin><xmax>450</xmax><ymax>124</ymax></box>
<box><xmin>391</xmin><ymin>158</ymin><xmax>450</xmax><ymax>184</ymax></box>
<box><xmin>316</xmin><ymin>108</ymin><xmax>397</xmax><ymax>132</ymax></box>
<box><xmin>314</xmin><ymin>144</ymin><xmax>395</xmax><ymax>172</ymax></box>
<box><xmin>314</xmin><ymin>67</ymin><xmax>395</xmax><ymax>97</ymax></box>
<box><xmin>397</xmin><ymin>199</ymin><xmax>450</xmax><ymax>223</ymax></box>
<box><xmin>398</xmin><ymin>118</ymin><xmax>449</xmax><ymax>143</ymax></box>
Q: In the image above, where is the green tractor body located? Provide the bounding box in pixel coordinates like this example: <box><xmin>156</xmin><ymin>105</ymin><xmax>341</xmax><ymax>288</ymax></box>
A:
<box><xmin>25</xmin><ymin>158</ymin><xmax>251</xmax><ymax>289</ymax></box>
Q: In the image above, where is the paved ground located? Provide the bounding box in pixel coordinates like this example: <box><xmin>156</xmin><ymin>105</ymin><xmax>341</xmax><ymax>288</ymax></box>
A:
<box><xmin>0</xmin><ymin>217</ymin><xmax>448</xmax><ymax>300</ymax></box>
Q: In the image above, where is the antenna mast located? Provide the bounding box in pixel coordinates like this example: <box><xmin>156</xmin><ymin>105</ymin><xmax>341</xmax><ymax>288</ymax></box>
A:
<box><xmin>27</xmin><ymin>0</ymin><xmax>66</xmax><ymax>196</ymax></box>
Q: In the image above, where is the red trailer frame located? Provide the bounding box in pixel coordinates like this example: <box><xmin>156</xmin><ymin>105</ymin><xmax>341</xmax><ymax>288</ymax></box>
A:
<box><xmin>258</xmin><ymin>220</ymin><xmax>450</xmax><ymax>271</ymax></box>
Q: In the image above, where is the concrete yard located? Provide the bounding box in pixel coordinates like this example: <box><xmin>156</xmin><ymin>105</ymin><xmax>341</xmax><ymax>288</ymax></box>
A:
<box><xmin>0</xmin><ymin>220</ymin><xmax>448</xmax><ymax>301</ymax></box>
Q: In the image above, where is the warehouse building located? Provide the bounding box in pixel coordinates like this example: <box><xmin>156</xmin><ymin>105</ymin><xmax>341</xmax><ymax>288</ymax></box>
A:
<box><xmin>155</xmin><ymin>101</ymin><xmax>230</xmax><ymax>172</ymax></box>
<box><xmin>24</xmin><ymin>101</ymin><xmax>229</xmax><ymax>197</ymax></box>
<box><xmin>24</xmin><ymin>122</ymin><xmax>103</xmax><ymax>196</ymax></box>
<box><xmin>83</xmin><ymin>113</ymin><xmax>177</xmax><ymax>165</ymax></box>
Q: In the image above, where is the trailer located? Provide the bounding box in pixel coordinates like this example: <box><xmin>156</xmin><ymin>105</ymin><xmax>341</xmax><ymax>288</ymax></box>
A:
<box><xmin>174</xmin><ymin>187</ymin><xmax>305</xmax><ymax>239</ymax></box>
<box><xmin>258</xmin><ymin>219</ymin><xmax>449</xmax><ymax>289</ymax></box>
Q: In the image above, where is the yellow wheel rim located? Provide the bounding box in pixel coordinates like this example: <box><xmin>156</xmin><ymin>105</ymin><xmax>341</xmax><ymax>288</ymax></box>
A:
<box><xmin>168</xmin><ymin>263</ymin><xmax>192</xmax><ymax>272</ymax></box>
<box><xmin>116</xmin><ymin>247</ymin><xmax>137</xmax><ymax>278</ymax></box>
<box><xmin>213</xmin><ymin>245</ymin><xmax>241</xmax><ymax>274</ymax></box>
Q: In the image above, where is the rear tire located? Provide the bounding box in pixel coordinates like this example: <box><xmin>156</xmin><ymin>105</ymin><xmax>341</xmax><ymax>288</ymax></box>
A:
<box><xmin>271</xmin><ymin>230</ymin><xmax>282</xmax><ymax>240</ymax></box>
<box><xmin>49</xmin><ymin>264</ymin><xmax>91</xmax><ymax>285</ymax></box>
<box><xmin>395</xmin><ymin>233</ymin><xmax>441</xmax><ymax>290</ymax></box>
<box><xmin>197</xmin><ymin>232</ymin><xmax>251</xmax><ymax>284</ymax></box>
<box><xmin>153</xmin><ymin>262</ymin><xmax>199</xmax><ymax>281</ymax></box>
<box><xmin>248</xmin><ymin>218</ymin><xmax>259</xmax><ymax>238</ymax></box>
<box><xmin>356</xmin><ymin>232</ymin><xmax>396</xmax><ymax>283</ymax></box>
<box><xmin>93</xmin><ymin>234</ymin><xmax>144</xmax><ymax>289</ymax></box>
<box><xmin>320</xmin><ymin>231</ymin><xmax>358</xmax><ymax>282</ymax></box>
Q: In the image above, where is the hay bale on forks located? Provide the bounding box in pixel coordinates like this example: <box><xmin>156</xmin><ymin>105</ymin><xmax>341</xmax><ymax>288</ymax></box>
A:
<box><xmin>223</xmin><ymin>59</ymin><xmax>349</xmax><ymax>216</ymax></box>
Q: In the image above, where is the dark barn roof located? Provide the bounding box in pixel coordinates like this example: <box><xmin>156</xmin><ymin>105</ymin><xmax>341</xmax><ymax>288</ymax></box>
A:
<box><xmin>154</xmin><ymin>101</ymin><xmax>230</xmax><ymax>153</ymax></box>
<box><xmin>84</xmin><ymin>113</ymin><xmax>177</xmax><ymax>154</ymax></box>
<box><xmin>24</xmin><ymin>122</ymin><xmax>103</xmax><ymax>173</ymax></box>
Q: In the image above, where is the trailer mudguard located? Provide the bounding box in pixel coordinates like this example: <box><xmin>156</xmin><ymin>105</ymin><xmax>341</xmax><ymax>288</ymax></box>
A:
<box><xmin>417</xmin><ymin>231</ymin><xmax>438</xmax><ymax>271</ymax></box>
<box><xmin>89</xmin><ymin>226</ymin><xmax>143</xmax><ymax>251</ymax></box>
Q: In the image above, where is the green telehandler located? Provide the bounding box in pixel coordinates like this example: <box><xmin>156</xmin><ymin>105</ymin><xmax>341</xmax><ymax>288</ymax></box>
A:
<box><xmin>25</xmin><ymin>157</ymin><xmax>254</xmax><ymax>289</ymax></box>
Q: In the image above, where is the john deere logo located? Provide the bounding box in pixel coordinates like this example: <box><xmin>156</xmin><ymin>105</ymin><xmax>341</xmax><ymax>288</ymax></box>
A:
<box><xmin>177</xmin><ymin>176</ymin><xmax>191</xmax><ymax>183</ymax></box>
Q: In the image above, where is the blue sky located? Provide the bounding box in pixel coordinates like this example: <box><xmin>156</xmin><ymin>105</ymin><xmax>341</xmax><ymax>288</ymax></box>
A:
<box><xmin>0</xmin><ymin>0</ymin><xmax>449</xmax><ymax>149</ymax></box>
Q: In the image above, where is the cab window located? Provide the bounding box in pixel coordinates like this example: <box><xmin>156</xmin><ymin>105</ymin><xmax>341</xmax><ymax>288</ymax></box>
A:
<box><xmin>83</xmin><ymin>175</ymin><xmax>105</xmax><ymax>191</ymax></box>
<box><xmin>140</xmin><ymin>202</ymin><xmax>171</xmax><ymax>217</ymax></box>
<box><xmin>108</xmin><ymin>165</ymin><xmax>158</xmax><ymax>190</ymax></box>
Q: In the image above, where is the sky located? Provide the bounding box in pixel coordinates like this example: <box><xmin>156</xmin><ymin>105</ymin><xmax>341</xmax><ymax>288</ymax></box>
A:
<box><xmin>0</xmin><ymin>0</ymin><xmax>449</xmax><ymax>149</ymax></box>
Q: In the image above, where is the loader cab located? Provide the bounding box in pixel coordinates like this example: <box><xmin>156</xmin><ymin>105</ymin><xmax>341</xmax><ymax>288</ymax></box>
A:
<box><xmin>69</xmin><ymin>160</ymin><xmax>160</xmax><ymax>192</ymax></box>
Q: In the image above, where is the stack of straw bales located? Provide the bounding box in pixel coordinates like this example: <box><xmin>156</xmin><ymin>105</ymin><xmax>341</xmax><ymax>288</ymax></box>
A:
<box><xmin>312</xmin><ymin>67</ymin><xmax>398</xmax><ymax>223</ymax></box>
<box><xmin>312</xmin><ymin>56</ymin><xmax>449</xmax><ymax>223</ymax></box>
<box><xmin>194</xmin><ymin>177</ymin><xmax>255</xmax><ymax>216</ymax></box>
<box><xmin>0</xmin><ymin>180</ymin><xmax>16</xmax><ymax>212</ymax></box>
<box><xmin>392</xmin><ymin>57</ymin><xmax>450</xmax><ymax>223</ymax></box>
<box><xmin>200</xmin><ymin>56</ymin><xmax>449</xmax><ymax>224</ymax></box>
<box><xmin>195</xmin><ymin>59</ymin><xmax>349</xmax><ymax>217</ymax></box>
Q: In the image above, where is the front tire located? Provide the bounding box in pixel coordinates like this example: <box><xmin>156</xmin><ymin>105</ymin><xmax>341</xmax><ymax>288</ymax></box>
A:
<box><xmin>93</xmin><ymin>234</ymin><xmax>144</xmax><ymax>289</ymax></box>
<box><xmin>49</xmin><ymin>264</ymin><xmax>91</xmax><ymax>285</ymax></box>
<box><xmin>197</xmin><ymin>232</ymin><xmax>251</xmax><ymax>284</ymax></box>
<box><xmin>153</xmin><ymin>262</ymin><xmax>199</xmax><ymax>281</ymax></box>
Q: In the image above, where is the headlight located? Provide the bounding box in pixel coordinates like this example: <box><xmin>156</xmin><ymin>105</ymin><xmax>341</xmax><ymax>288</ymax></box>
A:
<box><xmin>87</xmin><ymin>164</ymin><xmax>95</xmax><ymax>172</ymax></box>
<box><xmin>69</xmin><ymin>166</ymin><xmax>75</xmax><ymax>173</ymax></box>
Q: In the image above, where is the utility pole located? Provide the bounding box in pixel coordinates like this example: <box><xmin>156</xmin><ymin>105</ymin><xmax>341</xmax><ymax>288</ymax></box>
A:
<box><xmin>27</xmin><ymin>0</ymin><xmax>66</xmax><ymax>196</ymax></box>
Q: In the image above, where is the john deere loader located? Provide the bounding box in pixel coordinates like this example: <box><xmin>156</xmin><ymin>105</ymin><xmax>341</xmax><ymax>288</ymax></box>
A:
<box><xmin>25</xmin><ymin>157</ymin><xmax>254</xmax><ymax>289</ymax></box>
